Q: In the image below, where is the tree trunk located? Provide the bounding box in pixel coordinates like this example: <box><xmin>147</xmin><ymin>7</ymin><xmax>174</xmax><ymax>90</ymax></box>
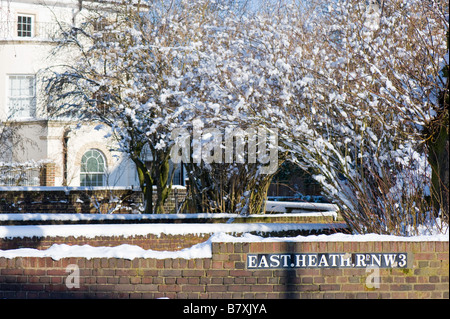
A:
<box><xmin>155</xmin><ymin>152</ymin><xmax>172</xmax><ymax>214</ymax></box>
<box><xmin>133</xmin><ymin>158</ymin><xmax>153</xmax><ymax>214</ymax></box>
<box><xmin>427</xmin><ymin>109</ymin><xmax>449</xmax><ymax>218</ymax></box>
<box><xmin>428</xmin><ymin>29</ymin><xmax>449</xmax><ymax>219</ymax></box>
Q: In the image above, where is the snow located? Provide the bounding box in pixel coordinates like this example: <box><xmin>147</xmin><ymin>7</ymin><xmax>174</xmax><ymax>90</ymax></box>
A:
<box><xmin>0</xmin><ymin>230</ymin><xmax>447</xmax><ymax>261</ymax></box>
<box><xmin>265</xmin><ymin>201</ymin><xmax>338</xmax><ymax>213</ymax></box>
<box><xmin>0</xmin><ymin>185</ymin><xmax>185</xmax><ymax>192</ymax></box>
<box><xmin>0</xmin><ymin>241</ymin><xmax>213</xmax><ymax>260</ymax></box>
<box><xmin>38</xmin><ymin>0</ymin><xmax>447</xmax><ymax>225</ymax></box>
<box><xmin>0</xmin><ymin>222</ymin><xmax>347</xmax><ymax>239</ymax></box>
<box><xmin>0</xmin><ymin>0</ymin><xmax>447</xmax><ymax>260</ymax></box>
<box><xmin>210</xmin><ymin>231</ymin><xmax>449</xmax><ymax>243</ymax></box>
<box><xmin>0</xmin><ymin>217</ymin><xmax>447</xmax><ymax>260</ymax></box>
<box><xmin>0</xmin><ymin>213</ymin><xmax>234</xmax><ymax>222</ymax></box>
<box><xmin>0</xmin><ymin>211</ymin><xmax>338</xmax><ymax>222</ymax></box>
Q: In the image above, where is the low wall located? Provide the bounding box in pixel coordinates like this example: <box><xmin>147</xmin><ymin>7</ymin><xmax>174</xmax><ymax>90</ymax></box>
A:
<box><xmin>0</xmin><ymin>234</ymin><xmax>209</xmax><ymax>251</ymax></box>
<box><xmin>0</xmin><ymin>187</ymin><xmax>187</xmax><ymax>214</ymax></box>
<box><xmin>0</xmin><ymin>221</ymin><xmax>347</xmax><ymax>250</ymax></box>
<box><xmin>0</xmin><ymin>240</ymin><xmax>448</xmax><ymax>299</ymax></box>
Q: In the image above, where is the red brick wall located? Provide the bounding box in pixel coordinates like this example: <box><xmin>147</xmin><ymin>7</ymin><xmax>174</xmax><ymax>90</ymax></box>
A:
<box><xmin>0</xmin><ymin>234</ymin><xmax>209</xmax><ymax>251</ymax></box>
<box><xmin>0</xmin><ymin>240</ymin><xmax>448</xmax><ymax>299</ymax></box>
<box><xmin>39</xmin><ymin>163</ymin><xmax>56</xmax><ymax>187</ymax></box>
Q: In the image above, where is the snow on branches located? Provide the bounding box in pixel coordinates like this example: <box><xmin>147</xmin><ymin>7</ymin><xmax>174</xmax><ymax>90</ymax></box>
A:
<box><xmin>45</xmin><ymin>0</ymin><xmax>448</xmax><ymax>233</ymax></box>
<box><xmin>246</xmin><ymin>0</ymin><xmax>448</xmax><ymax>235</ymax></box>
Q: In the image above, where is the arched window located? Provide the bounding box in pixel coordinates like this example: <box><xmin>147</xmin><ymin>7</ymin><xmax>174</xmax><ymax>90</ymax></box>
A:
<box><xmin>80</xmin><ymin>149</ymin><xmax>106</xmax><ymax>186</ymax></box>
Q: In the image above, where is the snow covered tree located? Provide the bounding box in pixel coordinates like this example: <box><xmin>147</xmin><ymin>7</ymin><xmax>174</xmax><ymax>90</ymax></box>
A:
<box><xmin>177</xmin><ymin>124</ymin><xmax>281</xmax><ymax>215</ymax></box>
<box><xmin>45</xmin><ymin>0</ymin><xmax>211</xmax><ymax>213</ymax></box>
<box><xmin>45</xmin><ymin>0</ymin><xmax>278</xmax><ymax>215</ymax></box>
<box><xmin>167</xmin><ymin>2</ymin><xmax>283</xmax><ymax>215</ymax></box>
<box><xmin>249</xmin><ymin>0</ymin><xmax>449</xmax><ymax>234</ymax></box>
<box><xmin>0</xmin><ymin>117</ymin><xmax>44</xmax><ymax>186</ymax></box>
<box><xmin>0</xmin><ymin>122</ymin><xmax>16</xmax><ymax>163</ymax></box>
<box><xmin>45</xmin><ymin>0</ymin><xmax>447</xmax><ymax>227</ymax></box>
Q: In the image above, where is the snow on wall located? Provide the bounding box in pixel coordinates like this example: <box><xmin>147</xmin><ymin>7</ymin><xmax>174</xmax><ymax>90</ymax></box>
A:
<box><xmin>0</xmin><ymin>223</ymin><xmax>447</xmax><ymax>260</ymax></box>
<box><xmin>0</xmin><ymin>222</ymin><xmax>346</xmax><ymax>239</ymax></box>
<box><xmin>265</xmin><ymin>200</ymin><xmax>338</xmax><ymax>213</ymax></box>
<box><xmin>0</xmin><ymin>212</ymin><xmax>337</xmax><ymax>222</ymax></box>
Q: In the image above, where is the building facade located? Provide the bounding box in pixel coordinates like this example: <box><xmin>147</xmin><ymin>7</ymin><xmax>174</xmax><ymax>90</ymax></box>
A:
<box><xmin>0</xmin><ymin>0</ymin><xmax>186</xmax><ymax>188</ymax></box>
<box><xmin>0</xmin><ymin>0</ymin><xmax>144</xmax><ymax>187</ymax></box>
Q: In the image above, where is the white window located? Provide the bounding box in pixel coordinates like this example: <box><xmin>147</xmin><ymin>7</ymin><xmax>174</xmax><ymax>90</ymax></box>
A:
<box><xmin>8</xmin><ymin>75</ymin><xmax>36</xmax><ymax>118</ymax></box>
<box><xmin>80</xmin><ymin>149</ymin><xmax>107</xmax><ymax>186</ymax></box>
<box><xmin>17</xmin><ymin>15</ymin><xmax>34</xmax><ymax>38</ymax></box>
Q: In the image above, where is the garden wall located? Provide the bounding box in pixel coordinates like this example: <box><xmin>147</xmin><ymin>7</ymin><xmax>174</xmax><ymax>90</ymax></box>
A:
<box><xmin>0</xmin><ymin>240</ymin><xmax>447</xmax><ymax>299</ymax></box>
<box><xmin>0</xmin><ymin>233</ymin><xmax>209</xmax><ymax>251</ymax></box>
<box><xmin>0</xmin><ymin>187</ymin><xmax>187</xmax><ymax>214</ymax></box>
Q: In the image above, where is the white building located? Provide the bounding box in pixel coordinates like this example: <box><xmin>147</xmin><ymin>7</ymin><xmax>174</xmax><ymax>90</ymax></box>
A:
<box><xmin>0</xmin><ymin>0</ymin><xmax>157</xmax><ymax>187</ymax></box>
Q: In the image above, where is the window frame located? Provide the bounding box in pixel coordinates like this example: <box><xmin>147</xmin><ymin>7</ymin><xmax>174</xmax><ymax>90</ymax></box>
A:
<box><xmin>80</xmin><ymin>149</ymin><xmax>107</xmax><ymax>187</ymax></box>
<box><xmin>7</xmin><ymin>74</ymin><xmax>37</xmax><ymax>119</ymax></box>
<box><xmin>17</xmin><ymin>14</ymin><xmax>35</xmax><ymax>38</ymax></box>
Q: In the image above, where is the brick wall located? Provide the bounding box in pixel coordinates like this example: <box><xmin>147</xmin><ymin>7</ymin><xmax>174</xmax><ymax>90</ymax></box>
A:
<box><xmin>0</xmin><ymin>240</ymin><xmax>447</xmax><ymax>299</ymax></box>
<box><xmin>0</xmin><ymin>187</ymin><xmax>186</xmax><ymax>214</ymax></box>
<box><xmin>39</xmin><ymin>163</ymin><xmax>56</xmax><ymax>187</ymax></box>
<box><xmin>0</xmin><ymin>234</ymin><xmax>209</xmax><ymax>251</ymax></box>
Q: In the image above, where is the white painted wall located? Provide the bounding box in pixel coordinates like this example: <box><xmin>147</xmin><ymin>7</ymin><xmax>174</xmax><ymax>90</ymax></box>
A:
<box><xmin>0</xmin><ymin>1</ymin><xmax>139</xmax><ymax>187</ymax></box>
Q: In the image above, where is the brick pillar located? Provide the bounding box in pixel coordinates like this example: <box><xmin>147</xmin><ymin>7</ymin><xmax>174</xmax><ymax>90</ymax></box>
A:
<box><xmin>40</xmin><ymin>163</ymin><xmax>56</xmax><ymax>186</ymax></box>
